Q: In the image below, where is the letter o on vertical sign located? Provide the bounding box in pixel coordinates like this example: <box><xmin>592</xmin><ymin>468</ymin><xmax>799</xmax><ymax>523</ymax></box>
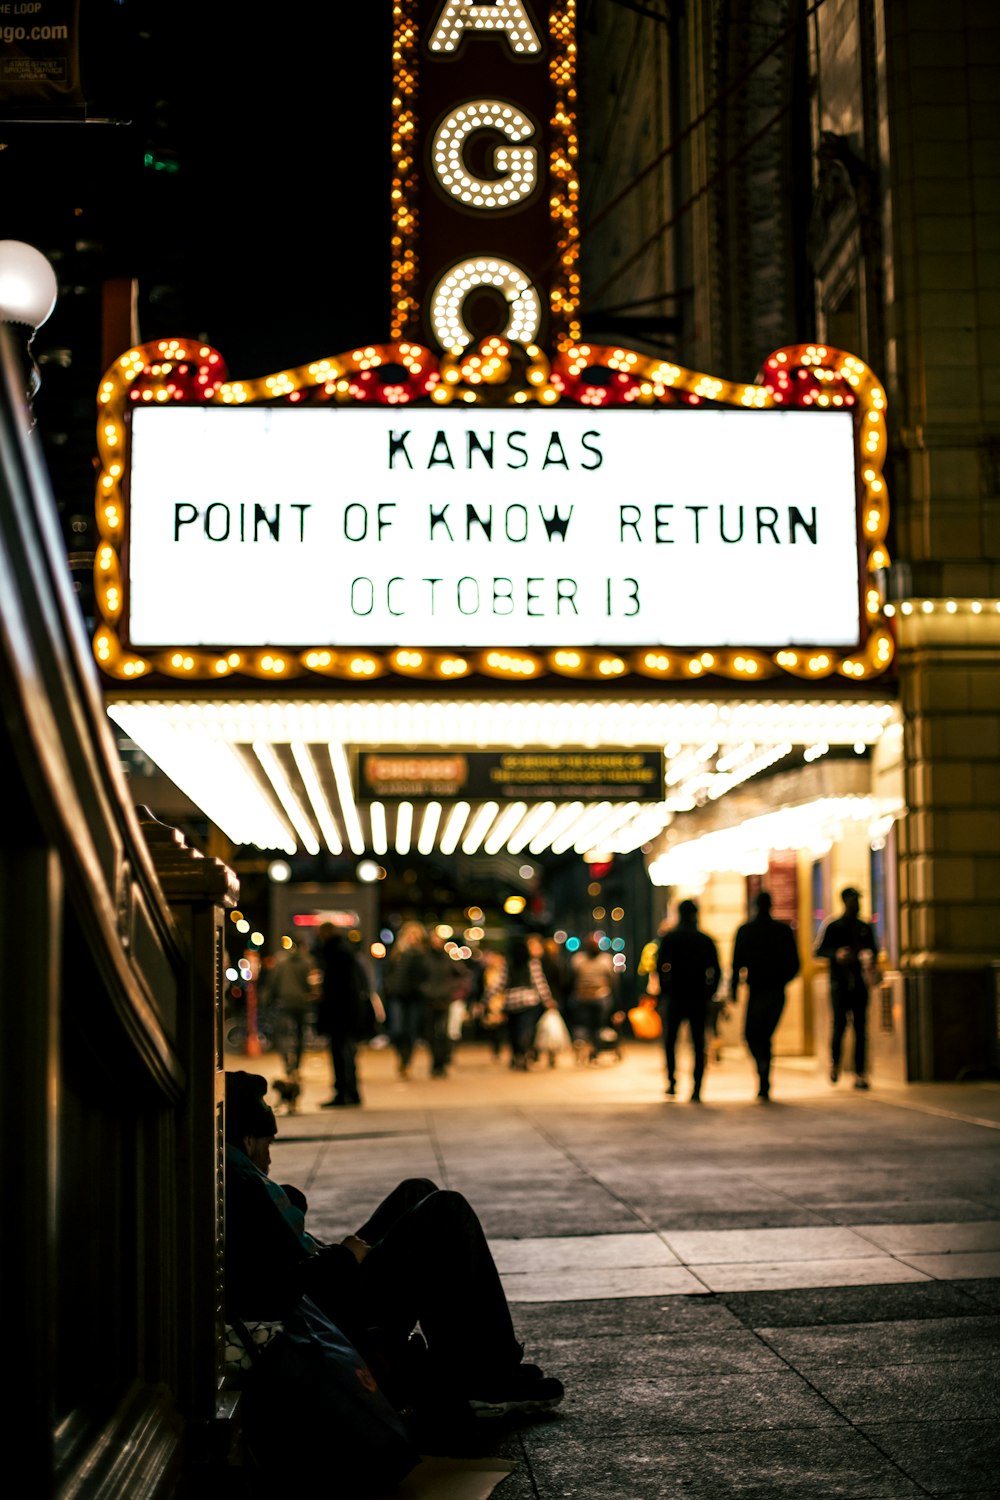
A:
<box><xmin>429</xmin><ymin>255</ymin><xmax>541</xmax><ymax>351</ymax></box>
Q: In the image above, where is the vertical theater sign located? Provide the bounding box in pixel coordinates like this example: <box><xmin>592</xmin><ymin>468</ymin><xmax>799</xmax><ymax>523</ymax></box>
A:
<box><xmin>92</xmin><ymin>0</ymin><xmax>892</xmax><ymax>694</ymax></box>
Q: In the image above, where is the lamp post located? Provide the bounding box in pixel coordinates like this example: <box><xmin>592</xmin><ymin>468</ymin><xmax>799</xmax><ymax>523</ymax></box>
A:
<box><xmin>0</xmin><ymin>239</ymin><xmax>58</xmax><ymax>416</ymax></box>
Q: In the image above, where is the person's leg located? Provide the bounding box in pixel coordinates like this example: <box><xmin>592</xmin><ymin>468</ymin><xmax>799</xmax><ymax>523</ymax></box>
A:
<box><xmin>585</xmin><ymin>998</ymin><xmax>605</xmax><ymax>1058</ymax></box>
<box><xmin>852</xmin><ymin>992</ymin><xmax>869</xmax><ymax>1081</ymax></box>
<box><xmin>830</xmin><ymin>991</ymin><xmax>848</xmax><ymax>1080</ymax></box>
<box><xmin>277</xmin><ymin>1008</ymin><xmax>297</xmax><ymax>1074</ymax></box>
<box><xmin>358</xmin><ymin>1188</ymin><xmax>523</xmax><ymax>1391</ymax></box>
<box><xmin>751</xmin><ymin>989</ymin><xmax>785</xmax><ymax>1098</ymax></box>
<box><xmin>506</xmin><ymin>1008</ymin><xmax>528</xmax><ymax>1067</ymax></box>
<box><xmin>323</xmin><ymin>1033</ymin><xmax>360</xmax><ymax>1105</ymax></box>
<box><xmin>355</xmin><ymin>1178</ymin><xmax>439</xmax><ymax>1243</ymax></box>
<box><xmin>663</xmin><ymin>1002</ymin><xmax>681</xmax><ymax>1093</ymax></box>
<box><xmin>294</xmin><ymin>1012</ymin><xmax>308</xmax><ymax>1072</ymax></box>
<box><xmin>689</xmin><ymin>1000</ymin><xmax>707</xmax><ymax>1099</ymax></box>
<box><xmin>425</xmin><ymin>1008</ymin><xmax>451</xmax><ymax>1075</ymax></box>
<box><xmin>343</xmin><ymin>1036</ymin><xmax>361</xmax><ymax>1103</ymax></box>
<box><xmin>744</xmin><ymin>996</ymin><xmax>764</xmax><ymax>1087</ymax></box>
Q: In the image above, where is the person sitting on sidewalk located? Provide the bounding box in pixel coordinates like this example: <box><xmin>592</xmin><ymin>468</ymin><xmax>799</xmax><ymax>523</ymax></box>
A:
<box><xmin>223</xmin><ymin>1070</ymin><xmax>565</xmax><ymax>1422</ymax></box>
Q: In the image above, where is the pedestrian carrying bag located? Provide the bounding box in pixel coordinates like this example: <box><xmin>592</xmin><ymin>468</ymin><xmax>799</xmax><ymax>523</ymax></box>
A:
<box><xmin>628</xmin><ymin>997</ymin><xmax>663</xmax><ymax>1040</ymax></box>
<box><xmin>232</xmin><ymin>1294</ymin><xmax>418</xmax><ymax>1493</ymax></box>
<box><xmin>534</xmin><ymin>1006</ymin><xmax>572</xmax><ymax>1052</ymax></box>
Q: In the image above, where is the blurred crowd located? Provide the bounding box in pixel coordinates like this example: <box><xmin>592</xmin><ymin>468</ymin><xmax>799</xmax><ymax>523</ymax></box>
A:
<box><xmin>234</xmin><ymin>923</ymin><xmax>630</xmax><ymax>1107</ymax></box>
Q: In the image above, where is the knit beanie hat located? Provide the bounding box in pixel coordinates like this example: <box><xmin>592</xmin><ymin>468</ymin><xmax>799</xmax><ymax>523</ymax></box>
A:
<box><xmin>225</xmin><ymin>1070</ymin><xmax>278</xmax><ymax>1142</ymax></box>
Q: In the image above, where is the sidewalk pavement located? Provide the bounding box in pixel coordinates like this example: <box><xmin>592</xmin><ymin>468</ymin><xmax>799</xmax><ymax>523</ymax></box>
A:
<box><xmin>227</xmin><ymin>1038</ymin><xmax>1000</xmax><ymax>1498</ymax></box>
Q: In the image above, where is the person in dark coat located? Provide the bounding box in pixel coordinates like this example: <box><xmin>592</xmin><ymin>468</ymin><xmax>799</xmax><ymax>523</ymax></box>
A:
<box><xmin>656</xmin><ymin>899</ymin><xmax>721</xmax><ymax>1102</ymax></box>
<box><xmin>415</xmin><ymin>928</ymin><xmax>459</xmax><ymax>1078</ymax></box>
<box><xmin>316</xmin><ymin>924</ymin><xmax>372</xmax><ymax>1108</ymax></box>
<box><xmin>382</xmin><ymin>921</ymin><xmax>429</xmax><ymax>1079</ymax></box>
<box><xmin>730</xmin><ymin>891</ymin><xmax>801</xmax><ymax>1101</ymax></box>
<box><xmin>814</xmin><ymin>886</ymin><xmax>879</xmax><ymax>1090</ymax></box>
<box><xmin>223</xmin><ymin>1070</ymin><xmax>565</xmax><ymax>1421</ymax></box>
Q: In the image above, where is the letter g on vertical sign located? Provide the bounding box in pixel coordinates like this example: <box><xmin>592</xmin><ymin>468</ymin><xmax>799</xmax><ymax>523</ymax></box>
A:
<box><xmin>431</xmin><ymin>100</ymin><xmax>540</xmax><ymax>211</ymax></box>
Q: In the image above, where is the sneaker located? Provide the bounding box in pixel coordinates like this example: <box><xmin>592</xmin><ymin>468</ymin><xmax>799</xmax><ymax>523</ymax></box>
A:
<box><xmin>829</xmin><ymin>1067</ymin><xmax>839</xmax><ymax>1084</ymax></box>
<box><xmin>854</xmin><ymin>1077</ymin><xmax>870</xmax><ymax>1090</ymax></box>
<box><xmin>665</xmin><ymin>1080</ymin><xmax>677</xmax><ymax>1097</ymax></box>
<box><xmin>468</xmin><ymin>1371</ymin><xmax>565</xmax><ymax>1419</ymax></box>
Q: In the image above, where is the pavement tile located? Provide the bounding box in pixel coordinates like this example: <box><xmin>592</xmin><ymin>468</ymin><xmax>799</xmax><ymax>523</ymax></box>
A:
<box><xmin>852</xmin><ymin>1221</ymin><xmax>1000</xmax><ymax>1253</ymax></box>
<box><xmin>719</xmin><ymin>1281</ymin><xmax>996</xmax><ymax>1329</ymax></box>
<box><xmin>955</xmin><ymin>1278</ymin><xmax>1000</xmax><ymax>1312</ymax></box>
<box><xmin>523</xmin><ymin>1329</ymin><xmax>788</xmax><ymax>1377</ymax></box>
<box><xmin>503</xmin><ymin>1263</ymin><xmax>707</xmax><ymax>1302</ymax></box>
<box><xmin>896</xmin><ymin>1250</ymin><xmax>1000</xmax><ymax>1280</ymax></box>
<box><xmin>491</xmin><ymin>1233</ymin><xmax>678</xmax><ymax>1272</ymax></box>
<box><xmin>822</xmin><ymin>1199</ymin><xmax>1000</xmax><ymax>1225</ymax></box>
<box><xmin>519</xmin><ymin>1428</ymin><xmax>924</xmax><ymax>1497</ymax></box>
<box><xmin>638</xmin><ymin>1208</ymin><xmax>835</xmax><ymax>1230</ymax></box>
<box><xmin>664</xmin><ymin>1226</ymin><xmax>882</xmax><ymax>1264</ymax></box>
<box><xmin>803</xmin><ymin>1359</ymin><xmax>1000</xmax><ymax>1425</ymax></box>
<box><xmin>512</xmin><ymin>1294</ymin><xmax>743</xmax><ymax>1339</ymax></box>
<box><xmin>543</xmin><ymin>1367</ymin><xmax>850</xmax><ymax>1434</ymax></box>
<box><xmin>757</xmin><ymin>1314</ymin><xmax>1000</xmax><ymax>1366</ymax></box>
<box><xmin>691</xmin><ymin>1256</ymin><xmax>930</xmax><ymax>1293</ymax></box>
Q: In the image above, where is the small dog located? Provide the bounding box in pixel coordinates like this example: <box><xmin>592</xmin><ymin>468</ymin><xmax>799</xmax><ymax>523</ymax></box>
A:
<box><xmin>271</xmin><ymin>1076</ymin><xmax>301</xmax><ymax>1115</ymax></box>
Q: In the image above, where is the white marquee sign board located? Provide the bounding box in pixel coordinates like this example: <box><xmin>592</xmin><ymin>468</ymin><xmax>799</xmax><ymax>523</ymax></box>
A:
<box><xmin>126</xmin><ymin>405</ymin><xmax>861</xmax><ymax>650</ymax></box>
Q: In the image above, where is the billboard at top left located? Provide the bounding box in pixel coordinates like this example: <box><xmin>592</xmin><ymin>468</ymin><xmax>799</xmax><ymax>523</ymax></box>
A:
<box><xmin>0</xmin><ymin>0</ymin><xmax>83</xmax><ymax>116</ymax></box>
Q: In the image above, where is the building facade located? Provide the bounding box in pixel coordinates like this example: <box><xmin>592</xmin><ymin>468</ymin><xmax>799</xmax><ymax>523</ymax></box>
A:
<box><xmin>580</xmin><ymin>0</ymin><xmax>999</xmax><ymax>1078</ymax></box>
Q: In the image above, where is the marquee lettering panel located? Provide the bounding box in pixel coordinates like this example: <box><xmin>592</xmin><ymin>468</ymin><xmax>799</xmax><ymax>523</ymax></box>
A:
<box><xmin>92</xmin><ymin>338</ymin><xmax>893</xmax><ymax>685</ymax></box>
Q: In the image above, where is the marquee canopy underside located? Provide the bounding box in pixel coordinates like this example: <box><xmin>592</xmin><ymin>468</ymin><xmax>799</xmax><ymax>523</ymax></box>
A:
<box><xmin>107</xmin><ymin>694</ymin><xmax>900</xmax><ymax>869</ymax></box>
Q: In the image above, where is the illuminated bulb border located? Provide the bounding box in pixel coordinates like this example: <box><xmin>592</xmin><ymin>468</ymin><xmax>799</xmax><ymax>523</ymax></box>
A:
<box><xmin>92</xmin><ymin>339</ymin><xmax>896</xmax><ymax>685</ymax></box>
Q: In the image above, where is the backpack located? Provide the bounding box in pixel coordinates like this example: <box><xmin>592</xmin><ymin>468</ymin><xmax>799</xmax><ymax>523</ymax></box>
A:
<box><xmin>234</xmin><ymin>1294</ymin><xmax>418</xmax><ymax>1493</ymax></box>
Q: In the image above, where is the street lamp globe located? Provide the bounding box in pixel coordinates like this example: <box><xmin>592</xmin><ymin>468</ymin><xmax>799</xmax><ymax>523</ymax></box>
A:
<box><xmin>0</xmin><ymin>239</ymin><xmax>59</xmax><ymax>404</ymax></box>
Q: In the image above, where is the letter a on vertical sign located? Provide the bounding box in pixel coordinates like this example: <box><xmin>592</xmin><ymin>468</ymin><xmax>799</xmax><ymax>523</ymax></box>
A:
<box><xmin>427</xmin><ymin>2</ymin><xmax>542</xmax><ymax>54</ymax></box>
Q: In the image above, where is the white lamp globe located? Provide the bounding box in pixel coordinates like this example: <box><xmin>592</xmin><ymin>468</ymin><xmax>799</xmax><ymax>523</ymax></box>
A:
<box><xmin>0</xmin><ymin>240</ymin><xmax>58</xmax><ymax>331</ymax></box>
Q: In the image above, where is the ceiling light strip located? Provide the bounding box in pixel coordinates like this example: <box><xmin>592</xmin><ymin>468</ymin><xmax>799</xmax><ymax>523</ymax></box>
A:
<box><xmin>648</xmin><ymin>795</ymin><xmax>903</xmax><ymax>887</ymax></box>
<box><xmin>370</xmin><ymin>801</ymin><xmax>388</xmax><ymax>856</ymax></box>
<box><xmin>417</xmin><ymin>801</ymin><xmax>443</xmax><ymax>855</ymax></box>
<box><xmin>107</xmin><ymin>709</ymin><xmax>297</xmax><ymax>852</ymax></box>
<box><xmin>290</xmin><ymin>740</ymin><xmax>344</xmax><ymax>854</ymax></box>
<box><xmin>461</xmin><ymin>801</ymin><xmax>501</xmax><ymax>855</ymax></box>
<box><xmin>606</xmin><ymin>804</ymin><xmax>672</xmax><ymax>855</ymax></box>
<box><xmin>575</xmin><ymin>801</ymin><xmax>643</xmax><ymax>855</ymax></box>
<box><xmin>252</xmin><ymin>741</ymin><xmax>321</xmax><ymax>855</ymax></box>
<box><xmin>482</xmin><ymin>801</ymin><xmax>528</xmax><ymax>855</ymax></box>
<box><xmin>395</xmin><ymin>801</ymin><xmax>413</xmax><ymax>856</ymax></box>
<box><xmin>439</xmin><ymin>801</ymin><xmax>471</xmax><ymax>856</ymax></box>
<box><xmin>328</xmin><ymin>741</ymin><xmax>367</xmax><ymax>856</ymax></box>
<box><xmin>550</xmin><ymin>800</ymin><xmax>612</xmax><ymax>855</ymax></box>
<box><xmin>139</xmin><ymin>698</ymin><xmax>898</xmax><ymax>749</ymax></box>
<box><xmin>507</xmin><ymin>801</ymin><xmax>557</xmax><ymax>854</ymax></box>
<box><xmin>528</xmin><ymin>800</ymin><xmax>584</xmax><ymax>855</ymax></box>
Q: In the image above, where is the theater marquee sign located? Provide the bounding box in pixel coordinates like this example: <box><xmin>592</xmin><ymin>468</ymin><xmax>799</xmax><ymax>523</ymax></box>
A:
<box><xmin>127</xmin><ymin>404</ymin><xmax>861</xmax><ymax>651</ymax></box>
<box><xmin>92</xmin><ymin>0</ymin><xmax>893</xmax><ymax>687</ymax></box>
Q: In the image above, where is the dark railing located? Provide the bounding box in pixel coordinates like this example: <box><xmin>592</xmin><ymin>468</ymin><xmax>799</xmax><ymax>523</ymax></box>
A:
<box><xmin>1</xmin><ymin>326</ymin><xmax>238</xmax><ymax>1495</ymax></box>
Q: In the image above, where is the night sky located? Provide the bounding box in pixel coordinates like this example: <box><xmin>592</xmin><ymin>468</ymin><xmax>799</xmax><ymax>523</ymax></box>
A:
<box><xmin>152</xmin><ymin>5</ymin><xmax>395</xmax><ymax>376</ymax></box>
<box><xmin>2</xmin><ymin>4</ymin><xmax>395</xmax><ymax>378</ymax></box>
